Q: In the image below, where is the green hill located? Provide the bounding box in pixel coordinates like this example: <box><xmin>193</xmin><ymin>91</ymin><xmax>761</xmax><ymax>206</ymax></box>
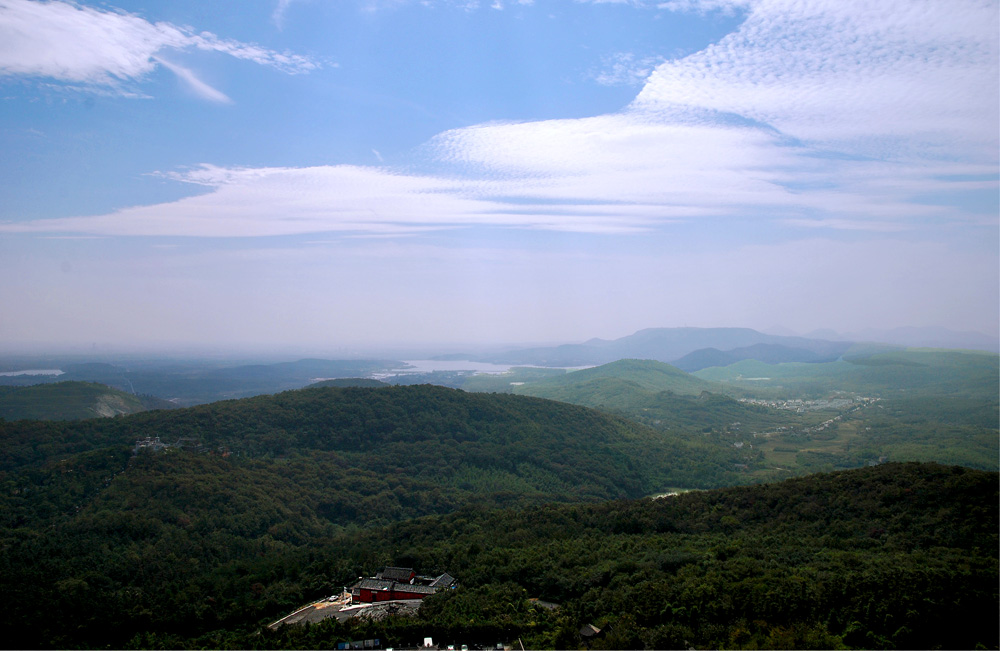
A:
<box><xmin>693</xmin><ymin>349</ymin><xmax>999</xmax><ymax>401</ymax></box>
<box><xmin>0</xmin><ymin>381</ymin><xmax>169</xmax><ymax>421</ymax></box>
<box><xmin>299</xmin><ymin>462</ymin><xmax>995</xmax><ymax>651</ymax></box>
<box><xmin>1</xmin><ymin>383</ymin><xmax>995</xmax><ymax>649</ymax></box>
<box><xmin>673</xmin><ymin>342</ymin><xmax>850</xmax><ymax>372</ymax></box>
<box><xmin>0</xmin><ymin>459</ymin><xmax>994</xmax><ymax>649</ymax></box>
<box><xmin>513</xmin><ymin>359</ymin><xmax>719</xmax><ymax>402</ymax></box>
<box><xmin>509</xmin><ymin>355</ymin><xmax>997</xmax><ymax>480</ymax></box>
<box><xmin>306</xmin><ymin>378</ymin><xmax>388</xmax><ymax>388</ymax></box>
<box><xmin>0</xmin><ymin>384</ymin><xmax>749</xmax><ymax>521</ymax></box>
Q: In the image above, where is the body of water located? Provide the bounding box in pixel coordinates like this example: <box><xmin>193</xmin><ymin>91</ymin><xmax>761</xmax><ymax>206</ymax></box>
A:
<box><xmin>374</xmin><ymin>360</ymin><xmax>590</xmax><ymax>379</ymax></box>
<box><xmin>0</xmin><ymin>369</ymin><xmax>64</xmax><ymax>377</ymax></box>
<box><xmin>373</xmin><ymin>360</ymin><xmax>517</xmax><ymax>378</ymax></box>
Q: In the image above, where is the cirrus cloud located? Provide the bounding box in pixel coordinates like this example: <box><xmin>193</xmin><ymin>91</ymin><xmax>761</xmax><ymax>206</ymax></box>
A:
<box><xmin>0</xmin><ymin>0</ymin><xmax>317</xmax><ymax>96</ymax></box>
<box><xmin>0</xmin><ymin>0</ymin><xmax>995</xmax><ymax>238</ymax></box>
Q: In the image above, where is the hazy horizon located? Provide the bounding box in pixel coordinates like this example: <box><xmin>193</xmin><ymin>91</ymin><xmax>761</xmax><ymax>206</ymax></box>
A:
<box><xmin>1</xmin><ymin>323</ymin><xmax>997</xmax><ymax>362</ymax></box>
<box><xmin>1</xmin><ymin>0</ymin><xmax>997</xmax><ymax>351</ymax></box>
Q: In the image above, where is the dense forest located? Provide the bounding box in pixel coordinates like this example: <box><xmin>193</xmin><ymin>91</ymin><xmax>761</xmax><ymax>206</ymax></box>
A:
<box><xmin>0</xmin><ymin>458</ymin><xmax>994</xmax><ymax>649</ymax></box>
<box><xmin>0</xmin><ymin>384</ymin><xmax>996</xmax><ymax>649</ymax></box>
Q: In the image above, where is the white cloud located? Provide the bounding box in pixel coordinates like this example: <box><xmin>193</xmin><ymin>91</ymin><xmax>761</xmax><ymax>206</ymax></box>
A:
<box><xmin>1</xmin><ymin>0</ymin><xmax>995</xmax><ymax>238</ymax></box>
<box><xmin>634</xmin><ymin>0</ymin><xmax>999</xmax><ymax>161</ymax></box>
<box><xmin>593</xmin><ymin>52</ymin><xmax>665</xmax><ymax>87</ymax></box>
<box><xmin>0</xmin><ymin>0</ymin><xmax>317</xmax><ymax>95</ymax></box>
<box><xmin>153</xmin><ymin>57</ymin><xmax>231</xmax><ymax>104</ymax></box>
<box><xmin>272</xmin><ymin>0</ymin><xmax>296</xmax><ymax>28</ymax></box>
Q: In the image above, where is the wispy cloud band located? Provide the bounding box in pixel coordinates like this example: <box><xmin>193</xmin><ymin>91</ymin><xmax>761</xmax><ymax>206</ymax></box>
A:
<box><xmin>0</xmin><ymin>0</ymin><xmax>995</xmax><ymax>237</ymax></box>
<box><xmin>0</xmin><ymin>0</ymin><xmax>317</xmax><ymax>95</ymax></box>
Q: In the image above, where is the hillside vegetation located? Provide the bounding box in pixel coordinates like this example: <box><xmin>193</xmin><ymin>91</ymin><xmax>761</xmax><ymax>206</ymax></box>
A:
<box><xmin>0</xmin><ymin>385</ymin><xmax>748</xmax><ymax>505</ymax></box>
<box><xmin>0</xmin><ymin>381</ymin><xmax>170</xmax><ymax>421</ymax></box>
<box><xmin>693</xmin><ymin>349</ymin><xmax>999</xmax><ymax>400</ymax></box>
<box><xmin>498</xmin><ymin>353</ymin><xmax>998</xmax><ymax>480</ymax></box>
<box><xmin>0</xmin><ymin>370</ymin><xmax>996</xmax><ymax>649</ymax></box>
<box><xmin>0</xmin><ymin>458</ymin><xmax>993</xmax><ymax>650</ymax></box>
<box><xmin>514</xmin><ymin>359</ymin><xmax>719</xmax><ymax>400</ymax></box>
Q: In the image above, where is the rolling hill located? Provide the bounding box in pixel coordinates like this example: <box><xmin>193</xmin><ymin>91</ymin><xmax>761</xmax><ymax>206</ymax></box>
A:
<box><xmin>0</xmin><ymin>457</ymin><xmax>994</xmax><ymax>649</ymax></box>
<box><xmin>508</xmin><ymin>354</ymin><xmax>998</xmax><ymax>479</ymax></box>
<box><xmin>512</xmin><ymin>358</ymin><xmax>719</xmax><ymax>402</ymax></box>
<box><xmin>0</xmin><ymin>381</ymin><xmax>171</xmax><ymax>421</ymax></box>
<box><xmin>0</xmin><ymin>384</ymin><xmax>751</xmax><ymax>521</ymax></box>
<box><xmin>693</xmin><ymin>348</ymin><xmax>1000</xmax><ymax>401</ymax></box>
<box><xmin>672</xmin><ymin>342</ymin><xmax>852</xmax><ymax>372</ymax></box>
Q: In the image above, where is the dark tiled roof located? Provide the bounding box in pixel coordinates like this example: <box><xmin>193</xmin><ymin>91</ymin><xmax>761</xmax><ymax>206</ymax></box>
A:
<box><xmin>391</xmin><ymin>583</ymin><xmax>437</xmax><ymax>595</ymax></box>
<box><xmin>377</xmin><ymin>567</ymin><xmax>415</xmax><ymax>582</ymax></box>
<box><xmin>357</xmin><ymin>579</ymin><xmax>437</xmax><ymax>596</ymax></box>
<box><xmin>430</xmin><ymin>572</ymin><xmax>456</xmax><ymax>588</ymax></box>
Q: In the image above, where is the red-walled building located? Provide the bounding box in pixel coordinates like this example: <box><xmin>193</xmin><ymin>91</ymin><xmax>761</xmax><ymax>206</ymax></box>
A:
<box><xmin>350</xmin><ymin>567</ymin><xmax>457</xmax><ymax>603</ymax></box>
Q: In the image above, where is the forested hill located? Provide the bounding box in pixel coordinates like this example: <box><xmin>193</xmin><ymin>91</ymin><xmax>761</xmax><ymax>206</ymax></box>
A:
<box><xmin>0</xmin><ymin>381</ymin><xmax>170</xmax><ymax>421</ymax></box>
<box><xmin>514</xmin><ymin>359</ymin><xmax>719</xmax><ymax>402</ymax></box>
<box><xmin>0</xmin><ymin>385</ymin><xmax>752</xmax><ymax>525</ymax></box>
<box><xmin>0</xmin><ymin>461</ymin><xmax>994</xmax><ymax>649</ymax></box>
<box><xmin>314</xmin><ymin>462</ymin><xmax>997</xmax><ymax>651</ymax></box>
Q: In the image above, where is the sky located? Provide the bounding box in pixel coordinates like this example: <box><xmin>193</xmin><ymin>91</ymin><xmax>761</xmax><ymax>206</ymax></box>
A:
<box><xmin>0</xmin><ymin>0</ymin><xmax>997</xmax><ymax>354</ymax></box>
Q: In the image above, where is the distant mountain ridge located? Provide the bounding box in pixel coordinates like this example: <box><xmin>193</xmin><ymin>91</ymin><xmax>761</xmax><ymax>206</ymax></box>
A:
<box><xmin>483</xmin><ymin>327</ymin><xmax>855</xmax><ymax>368</ymax></box>
<box><xmin>673</xmin><ymin>342</ymin><xmax>852</xmax><ymax>372</ymax></box>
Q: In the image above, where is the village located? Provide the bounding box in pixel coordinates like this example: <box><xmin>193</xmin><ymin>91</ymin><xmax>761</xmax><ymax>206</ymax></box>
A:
<box><xmin>737</xmin><ymin>395</ymin><xmax>878</xmax><ymax>413</ymax></box>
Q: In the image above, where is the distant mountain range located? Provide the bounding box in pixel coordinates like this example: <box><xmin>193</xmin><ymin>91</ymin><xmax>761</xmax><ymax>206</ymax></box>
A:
<box><xmin>479</xmin><ymin>327</ymin><xmax>855</xmax><ymax>370</ymax></box>
<box><xmin>1</xmin><ymin>327</ymin><xmax>994</xmax><ymax>410</ymax></box>
<box><xmin>479</xmin><ymin>326</ymin><xmax>998</xmax><ymax>370</ymax></box>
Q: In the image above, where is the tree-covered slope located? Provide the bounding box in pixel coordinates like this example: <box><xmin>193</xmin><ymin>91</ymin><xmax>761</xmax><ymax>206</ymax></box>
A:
<box><xmin>694</xmin><ymin>349</ymin><xmax>999</xmax><ymax>401</ymax></box>
<box><xmin>508</xmin><ymin>354</ymin><xmax>998</xmax><ymax>482</ymax></box>
<box><xmin>1</xmin><ymin>461</ymin><xmax>994</xmax><ymax>650</ymax></box>
<box><xmin>673</xmin><ymin>342</ymin><xmax>850</xmax><ymax>372</ymax></box>
<box><xmin>306</xmin><ymin>378</ymin><xmax>389</xmax><ymax>388</ymax></box>
<box><xmin>0</xmin><ymin>386</ymin><xmax>757</xmax><ymax>556</ymax></box>
<box><xmin>514</xmin><ymin>359</ymin><xmax>720</xmax><ymax>401</ymax></box>
<box><xmin>0</xmin><ymin>384</ymin><xmax>753</xmax><ymax>647</ymax></box>
<box><xmin>0</xmin><ymin>381</ymin><xmax>169</xmax><ymax>421</ymax></box>
<box><xmin>313</xmin><ymin>462</ymin><xmax>996</xmax><ymax>651</ymax></box>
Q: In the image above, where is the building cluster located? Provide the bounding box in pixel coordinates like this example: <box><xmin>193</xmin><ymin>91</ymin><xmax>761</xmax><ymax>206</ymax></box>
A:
<box><xmin>350</xmin><ymin>567</ymin><xmax>457</xmax><ymax>603</ymax></box>
<box><xmin>132</xmin><ymin>436</ymin><xmax>212</xmax><ymax>455</ymax></box>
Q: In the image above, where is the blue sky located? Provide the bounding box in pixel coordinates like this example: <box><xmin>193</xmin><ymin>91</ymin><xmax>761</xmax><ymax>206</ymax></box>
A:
<box><xmin>0</xmin><ymin>0</ymin><xmax>997</xmax><ymax>353</ymax></box>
